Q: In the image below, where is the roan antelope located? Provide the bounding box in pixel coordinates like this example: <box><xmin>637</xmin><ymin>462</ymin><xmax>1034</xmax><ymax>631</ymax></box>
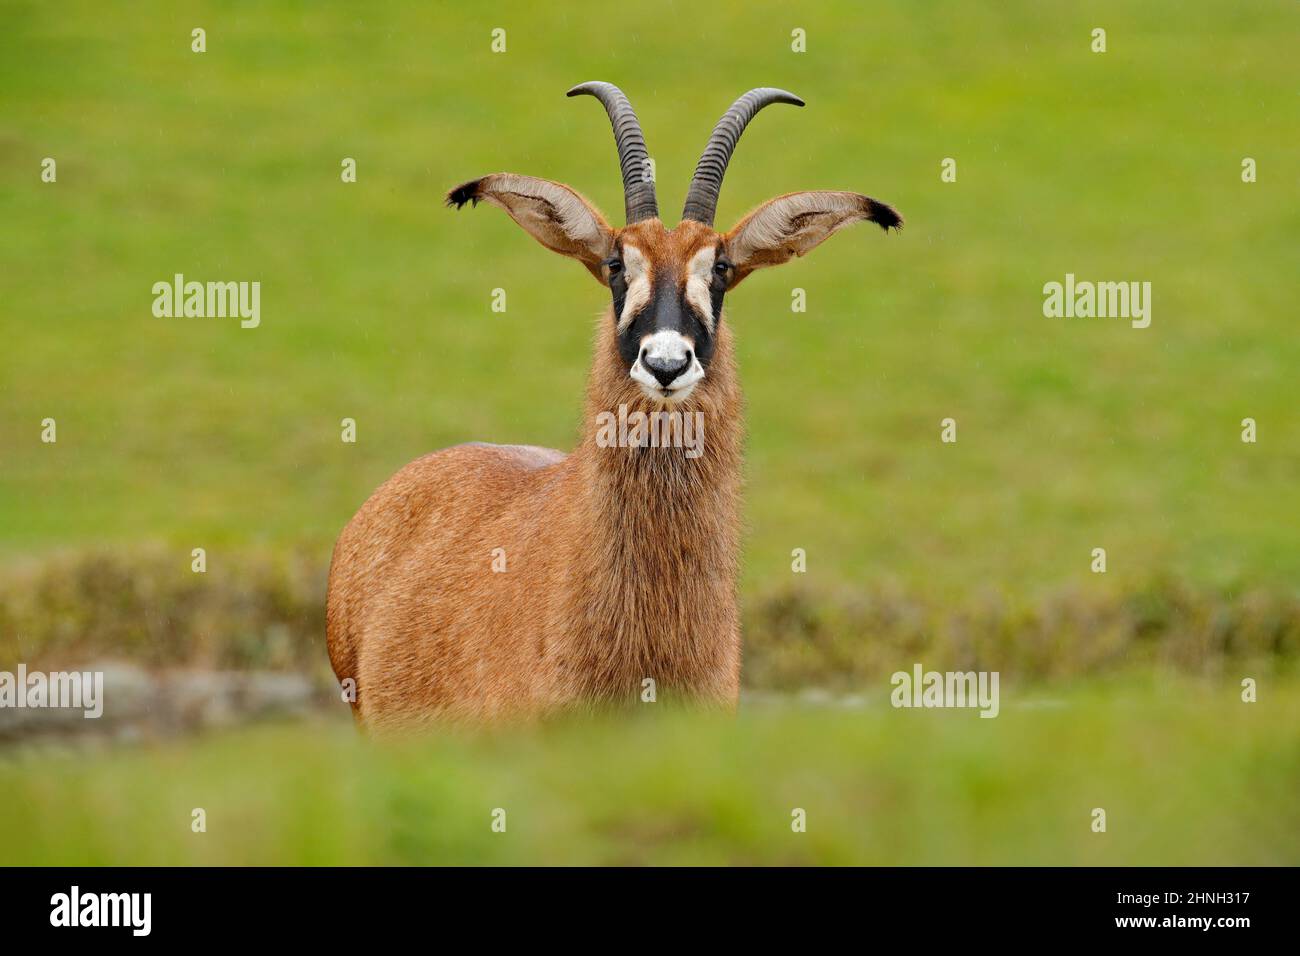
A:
<box><xmin>326</xmin><ymin>82</ymin><xmax>901</xmax><ymax>730</ymax></box>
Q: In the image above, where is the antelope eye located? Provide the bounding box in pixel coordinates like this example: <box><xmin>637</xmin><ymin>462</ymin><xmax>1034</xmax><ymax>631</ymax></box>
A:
<box><xmin>713</xmin><ymin>260</ymin><xmax>731</xmax><ymax>276</ymax></box>
<box><xmin>606</xmin><ymin>258</ymin><xmax>623</xmax><ymax>276</ymax></box>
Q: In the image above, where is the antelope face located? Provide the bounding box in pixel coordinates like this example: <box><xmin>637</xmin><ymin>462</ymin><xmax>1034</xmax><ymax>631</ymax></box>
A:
<box><xmin>448</xmin><ymin>82</ymin><xmax>902</xmax><ymax>406</ymax></box>
<box><xmin>605</xmin><ymin>221</ymin><xmax>727</xmax><ymax>404</ymax></box>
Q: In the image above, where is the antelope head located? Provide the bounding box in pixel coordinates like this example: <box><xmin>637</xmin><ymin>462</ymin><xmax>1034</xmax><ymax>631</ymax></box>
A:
<box><xmin>448</xmin><ymin>82</ymin><xmax>902</xmax><ymax>406</ymax></box>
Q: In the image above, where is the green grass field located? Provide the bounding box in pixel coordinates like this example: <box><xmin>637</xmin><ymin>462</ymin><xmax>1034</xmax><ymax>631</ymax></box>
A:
<box><xmin>2</xmin><ymin>1</ymin><xmax>1297</xmax><ymax>600</ymax></box>
<box><xmin>1</xmin><ymin>1</ymin><xmax>1298</xmax><ymax>865</ymax></box>
<box><xmin>3</xmin><ymin>677</ymin><xmax>1297</xmax><ymax>866</ymax></box>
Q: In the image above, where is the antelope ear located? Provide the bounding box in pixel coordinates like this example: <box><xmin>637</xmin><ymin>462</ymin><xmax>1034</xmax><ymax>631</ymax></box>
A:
<box><xmin>722</xmin><ymin>191</ymin><xmax>902</xmax><ymax>285</ymax></box>
<box><xmin>447</xmin><ymin>174</ymin><xmax>615</xmax><ymax>283</ymax></box>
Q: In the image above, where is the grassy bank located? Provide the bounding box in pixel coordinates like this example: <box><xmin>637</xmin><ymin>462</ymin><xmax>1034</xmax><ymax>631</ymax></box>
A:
<box><xmin>2</xmin><ymin>548</ymin><xmax>1296</xmax><ymax>688</ymax></box>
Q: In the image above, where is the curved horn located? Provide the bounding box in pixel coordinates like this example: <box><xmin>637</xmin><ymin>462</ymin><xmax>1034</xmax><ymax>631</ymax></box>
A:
<box><xmin>681</xmin><ymin>88</ymin><xmax>805</xmax><ymax>226</ymax></box>
<box><xmin>566</xmin><ymin>81</ymin><xmax>659</xmax><ymax>224</ymax></box>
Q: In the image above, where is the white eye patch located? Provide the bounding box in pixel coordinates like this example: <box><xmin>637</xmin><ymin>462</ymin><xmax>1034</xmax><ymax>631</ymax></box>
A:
<box><xmin>684</xmin><ymin>245</ymin><xmax>717</xmax><ymax>333</ymax></box>
<box><xmin>616</xmin><ymin>244</ymin><xmax>651</xmax><ymax>332</ymax></box>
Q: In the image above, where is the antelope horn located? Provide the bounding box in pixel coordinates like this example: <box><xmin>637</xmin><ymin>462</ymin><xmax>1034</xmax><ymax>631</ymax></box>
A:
<box><xmin>681</xmin><ymin>88</ymin><xmax>804</xmax><ymax>226</ymax></box>
<box><xmin>566</xmin><ymin>81</ymin><xmax>659</xmax><ymax>224</ymax></box>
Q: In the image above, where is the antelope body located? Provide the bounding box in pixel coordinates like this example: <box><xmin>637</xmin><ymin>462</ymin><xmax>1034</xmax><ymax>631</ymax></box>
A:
<box><xmin>327</xmin><ymin>83</ymin><xmax>901</xmax><ymax>730</ymax></box>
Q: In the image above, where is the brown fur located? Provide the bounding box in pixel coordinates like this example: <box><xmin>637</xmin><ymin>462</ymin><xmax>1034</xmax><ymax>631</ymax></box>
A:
<box><xmin>328</xmin><ymin>154</ymin><xmax>901</xmax><ymax>732</ymax></box>
<box><xmin>327</xmin><ymin>220</ymin><xmax>744</xmax><ymax>731</ymax></box>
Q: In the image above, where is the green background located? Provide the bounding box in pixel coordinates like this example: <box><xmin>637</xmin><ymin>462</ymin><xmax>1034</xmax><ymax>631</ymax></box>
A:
<box><xmin>3</xmin><ymin>0</ymin><xmax>1296</xmax><ymax>600</ymax></box>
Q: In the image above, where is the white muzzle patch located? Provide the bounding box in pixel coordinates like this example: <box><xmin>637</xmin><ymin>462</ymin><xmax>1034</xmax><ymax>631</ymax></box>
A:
<box><xmin>630</xmin><ymin>329</ymin><xmax>705</xmax><ymax>401</ymax></box>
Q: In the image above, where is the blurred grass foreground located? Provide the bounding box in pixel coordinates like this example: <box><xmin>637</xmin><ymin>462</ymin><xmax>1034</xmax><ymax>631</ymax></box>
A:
<box><xmin>2</xmin><ymin>679</ymin><xmax>1297</xmax><ymax>866</ymax></box>
<box><xmin>1</xmin><ymin>549</ymin><xmax>1297</xmax><ymax>866</ymax></box>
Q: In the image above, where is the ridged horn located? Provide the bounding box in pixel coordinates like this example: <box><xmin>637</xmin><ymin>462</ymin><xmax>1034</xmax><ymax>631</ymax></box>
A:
<box><xmin>566</xmin><ymin>81</ymin><xmax>659</xmax><ymax>224</ymax></box>
<box><xmin>681</xmin><ymin>88</ymin><xmax>804</xmax><ymax>226</ymax></box>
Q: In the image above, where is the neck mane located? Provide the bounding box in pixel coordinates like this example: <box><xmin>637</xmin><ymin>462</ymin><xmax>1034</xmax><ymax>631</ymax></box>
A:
<box><xmin>562</xmin><ymin>319</ymin><xmax>744</xmax><ymax>703</ymax></box>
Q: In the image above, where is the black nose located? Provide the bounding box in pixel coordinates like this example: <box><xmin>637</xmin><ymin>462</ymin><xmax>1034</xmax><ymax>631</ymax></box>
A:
<box><xmin>642</xmin><ymin>350</ymin><xmax>691</xmax><ymax>388</ymax></box>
